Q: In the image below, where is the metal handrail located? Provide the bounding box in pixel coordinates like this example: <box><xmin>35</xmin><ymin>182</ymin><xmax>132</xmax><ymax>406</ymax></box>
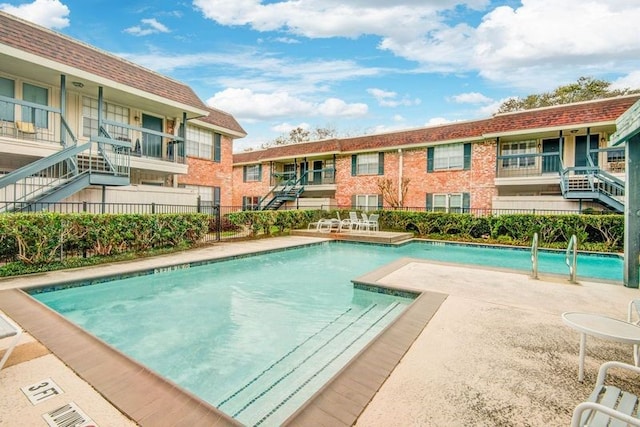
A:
<box><xmin>531</xmin><ymin>232</ymin><xmax>539</xmax><ymax>279</ymax></box>
<box><xmin>566</xmin><ymin>234</ymin><xmax>578</xmax><ymax>283</ymax></box>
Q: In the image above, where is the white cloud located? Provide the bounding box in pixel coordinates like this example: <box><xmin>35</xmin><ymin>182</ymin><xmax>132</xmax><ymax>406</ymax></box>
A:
<box><xmin>450</xmin><ymin>92</ymin><xmax>493</xmax><ymax>104</ymax></box>
<box><xmin>124</xmin><ymin>18</ymin><xmax>170</xmax><ymax>36</ymax></box>
<box><xmin>273</xmin><ymin>37</ymin><xmax>300</xmax><ymax>44</ymax></box>
<box><xmin>271</xmin><ymin>122</ymin><xmax>310</xmax><ymax>133</ymax></box>
<box><xmin>206</xmin><ymin>88</ymin><xmax>367</xmax><ymax>121</ymax></box>
<box><xmin>611</xmin><ymin>71</ymin><xmax>640</xmax><ymax>91</ymax></box>
<box><xmin>367</xmin><ymin>88</ymin><xmax>420</xmax><ymax>107</ymax></box>
<box><xmin>425</xmin><ymin>117</ymin><xmax>451</xmax><ymax>126</ymax></box>
<box><xmin>0</xmin><ymin>0</ymin><xmax>69</xmax><ymax>29</ymax></box>
<box><xmin>192</xmin><ymin>0</ymin><xmax>640</xmax><ymax>91</ymax></box>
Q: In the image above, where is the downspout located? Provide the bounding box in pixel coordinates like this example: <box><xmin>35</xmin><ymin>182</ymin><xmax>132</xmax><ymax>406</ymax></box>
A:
<box><xmin>495</xmin><ymin>137</ymin><xmax>500</xmax><ymax>176</ymax></box>
<box><xmin>398</xmin><ymin>148</ymin><xmax>403</xmax><ymax>207</ymax></box>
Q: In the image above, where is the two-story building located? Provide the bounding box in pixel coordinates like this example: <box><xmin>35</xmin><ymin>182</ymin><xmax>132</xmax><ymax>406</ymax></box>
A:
<box><xmin>0</xmin><ymin>11</ymin><xmax>245</xmax><ymax>212</ymax></box>
<box><xmin>233</xmin><ymin>95</ymin><xmax>639</xmax><ymax>213</ymax></box>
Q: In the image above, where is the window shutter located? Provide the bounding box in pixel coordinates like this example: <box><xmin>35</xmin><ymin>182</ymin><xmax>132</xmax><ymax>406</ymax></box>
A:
<box><xmin>351</xmin><ymin>155</ymin><xmax>357</xmax><ymax>176</ymax></box>
<box><xmin>242</xmin><ymin>196</ymin><xmax>247</xmax><ymax>210</ymax></box>
<box><xmin>258</xmin><ymin>164</ymin><xmax>263</xmax><ymax>181</ymax></box>
<box><xmin>426</xmin><ymin>193</ymin><xmax>433</xmax><ymax>211</ymax></box>
<box><xmin>462</xmin><ymin>192</ymin><xmax>470</xmax><ymax>213</ymax></box>
<box><xmin>427</xmin><ymin>147</ymin><xmax>434</xmax><ymax>172</ymax></box>
<box><xmin>0</xmin><ymin>77</ymin><xmax>15</xmax><ymax>121</ymax></box>
<box><xmin>213</xmin><ymin>133</ymin><xmax>221</xmax><ymax>162</ymax></box>
<box><xmin>378</xmin><ymin>152</ymin><xmax>384</xmax><ymax>175</ymax></box>
<box><xmin>378</xmin><ymin>194</ymin><xmax>383</xmax><ymax>209</ymax></box>
<box><xmin>463</xmin><ymin>143</ymin><xmax>471</xmax><ymax>170</ymax></box>
<box><xmin>351</xmin><ymin>195</ymin><xmax>357</xmax><ymax>209</ymax></box>
<box><xmin>243</xmin><ymin>166</ymin><xmax>247</xmax><ymax>182</ymax></box>
<box><xmin>213</xmin><ymin>187</ymin><xmax>221</xmax><ymax>206</ymax></box>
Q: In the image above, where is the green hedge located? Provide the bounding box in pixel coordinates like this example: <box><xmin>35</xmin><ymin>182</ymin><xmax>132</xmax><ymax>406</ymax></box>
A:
<box><xmin>0</xmin><ymin>212</ymin><xmax>210</xmax><ymax>265</ymax></box>
<box><xmin>227</xmin><ymin>209</ymin><xmax>624</xmax><ymax>252</ymax></box>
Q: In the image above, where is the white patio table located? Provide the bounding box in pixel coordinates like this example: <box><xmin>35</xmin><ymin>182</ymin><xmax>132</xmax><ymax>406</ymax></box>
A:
<box><xmin>562</xmin><ymin>312</ymin><xmax>640</xmax><ymax>382</ymax></box>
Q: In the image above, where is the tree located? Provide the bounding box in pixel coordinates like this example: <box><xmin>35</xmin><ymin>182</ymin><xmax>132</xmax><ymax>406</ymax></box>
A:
<box><xmin>377</xmin><ymin>177</ymin><xmax>410</xmax><ymax>208</ymax></box>
<box><xmin>496</xmin><ymin>76</ymin><xmax>640</xmax><ymax>114</ymax></box>
<box><xmin>262</xmin><ymin>126</ymin><xmax>338</xmax><ymax>149</ymax></box>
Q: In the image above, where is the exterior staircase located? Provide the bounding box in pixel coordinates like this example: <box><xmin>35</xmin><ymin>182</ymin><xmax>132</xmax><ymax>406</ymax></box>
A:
<box><xmin>0</xmin><ymin>127</ymin><xmax>130</xmax><ymax>212</ymax></box>
<box><xmin>560</xmin><ymin>166</ymin><xmax>624</xmax><ymax>213</ymax></box>
<box><xmin>259</xmin><ymin>172</ymin><xmax>307</xmax><ymax>210</ymax></box>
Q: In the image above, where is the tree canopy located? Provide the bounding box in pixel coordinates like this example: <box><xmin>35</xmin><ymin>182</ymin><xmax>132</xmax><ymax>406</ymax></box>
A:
<box><xmin>496</xmin><ymin>76</ymin><xmax>640</xmax><ymax>114</ymax></box>
<box><xmin>261</xmin><ymin>126</ymin><xmax>338</xmax><ymax>149</ymax></box>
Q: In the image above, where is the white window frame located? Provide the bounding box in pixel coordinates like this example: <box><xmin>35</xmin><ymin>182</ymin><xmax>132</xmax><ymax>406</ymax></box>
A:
<box><xmin>186</xmin><ymin>125</ymin><xmax>213</xmax><ymax>159</ymax></box>
<box><xmin>501</xmin><ymin>140</ymin><xmax>537</xmax><ymax>169</ymax></box>
<box><xmin>432</xmin><ymin>193</ymin><xmax>463</xmax><ymax>213</ymax></box>
<box><xmin>356</xmin><ymin>153</ymin><xmax>379</xmax><ymax>175</ymax></box>
<box><xmin>433</xmin><ymin>143</ymin><xmax>464</xmax><ymax>170</ymax></box>
<box><xmin>245</xmin><ymin>165</ymin><xmax>261</xmax><ymax>182</ymax></box>
<box><xmin>355</xmin><ymin>194</ymin><xmax>379</xmax><ymax>211</ymax></box>
<box><xmin>82</xmin><ymin>97</ymin><xmax>130</xmax><ymax>140</ymax></box>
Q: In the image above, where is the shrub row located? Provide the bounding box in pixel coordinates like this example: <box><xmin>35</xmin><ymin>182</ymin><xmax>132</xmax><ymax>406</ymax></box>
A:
<box><xmin>226</xmin><ymin>210</ymin><xmax>624</xmax><ymax>252</ymax></box>
<box><xmin>0</xmin><ymin>212</ymin><xmax>210</xmax><ymax>265</ymax></box>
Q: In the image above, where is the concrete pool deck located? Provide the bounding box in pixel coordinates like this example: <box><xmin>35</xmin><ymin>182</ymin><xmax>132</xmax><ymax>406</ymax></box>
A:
<box><xmin>1</xmin><ymin>235</ymin><xmax>640</xmax><ymax>426</ymax></box>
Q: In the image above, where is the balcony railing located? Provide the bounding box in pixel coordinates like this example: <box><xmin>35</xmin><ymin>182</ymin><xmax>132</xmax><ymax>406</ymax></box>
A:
<box><xmin>270</xmin><ymin>168</ymin><xmax>335</xmax><ymax>186</ymax></box>
<box><xmin>0</xmin><ymin>95</ymin><xmax>70</xmax><ymax>146</ymax></box>
<box><xmin>496</xmin><ymin>152</ymin><xmax>561</xmax><ymax>178</ymax></box>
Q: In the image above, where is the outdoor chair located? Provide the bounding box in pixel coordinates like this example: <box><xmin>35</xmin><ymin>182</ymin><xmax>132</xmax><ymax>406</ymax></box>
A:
<box><xmin>571</xmin><ymin>361</ymin><xmax>640</xmax><ymax>426</ymax></box>
<box><xmin>364</xmin><ymin>213</ymin><xmax>379</xmax><ymax>232</ymax></box>
<box><xmin>348</xmin><ymin>211</ymin><xmax>362</xmax><ymax>230</ymax></box>
<box><xmin>0</xmin><ymin>313</ymin><xmax>23</xmax><ymax>371</ymax></box>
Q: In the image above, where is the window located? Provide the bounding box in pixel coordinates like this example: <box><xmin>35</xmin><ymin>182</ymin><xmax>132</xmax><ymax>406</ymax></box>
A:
<box><xmin>351</xmin><ymin>153</ymin><xmax>384</xmax><ymax>175</ymax></box>
<box><xmin>354</xmin><ymin>194</ymin><xmax>380</xmax><ymax>211</ymax></box>
<box><xmin>434</xmin><ymin>143</ymin><xmax>463</xmax><ymax>170</ymax></box>
<box><xmin>183</xmin><ymin>185</ymin><xmax>215</xmax><ymax>202</ymax></box>
<box><xmin>501</xmin><ymin>140</ymin><xmax>537</xmax><ymax>168</ymax></box>
<box><xmin>22</xmin><ymin>83</ymin><xmax>48</xmax><ymax>128</ymax></box>
<box><xmin>0</xmin><ymin>77</ymin><xmax>14</xmax><ymax>121</ymax></box>
<box><xmin>427</xmin><ymin>143</ymin><xmax>471</xmax><ymax>172</ymax></box>
<box><xmin>242</xmin><ymin>196</ymin><xmax>260</xmax><ymax>210</ymax></box>
<box><xmin>82</xmin><ymin>97</ymin><xmax>129</xmax><ymax>139</ymax></box>
<box><xmin>243</xmin><ymin>165</ymin><xmax>262</xmax><ymax>182</ymax></box>
<box><xmin>426</xmin><ymin>193</ymin><xmax>470</xmax><ymax>213</ymax></box>
<box><xmin>186</xmin><ymin>125</ymin><xmax>213</xmax><ymax>159</ymax></box>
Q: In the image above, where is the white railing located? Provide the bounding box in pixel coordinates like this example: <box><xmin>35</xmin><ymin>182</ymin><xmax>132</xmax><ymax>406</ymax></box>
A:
<box><xmin>531</xmin><ymin>232</ymin><xmax>539</xmax><ymax>279</ymax></box>
<box><xmin>565</xmin><ymin>234</ymin><xmax>578</xmax><ymax>283</ymax></box>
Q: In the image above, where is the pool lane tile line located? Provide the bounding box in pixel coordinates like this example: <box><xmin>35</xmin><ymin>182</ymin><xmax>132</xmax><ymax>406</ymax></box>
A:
<box><xmin>216</xmin><ymin>306</ymin><xmax>354</xmax><ymax>407</ymax></box>
<box><xmin>251</xmin><ymin>302</ymin><xmax>404</xmax><ymax>427</ymax></box>
<box><xmin>226</xmin><ymin>304</ymin><xmax>384</xmax><ymax>418</ymax></box>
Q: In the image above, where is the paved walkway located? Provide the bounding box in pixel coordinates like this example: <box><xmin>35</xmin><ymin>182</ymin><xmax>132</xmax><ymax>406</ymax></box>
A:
<box><xmin>1</xmin><ymin>236</ymin><xmax>639</xmax><ymax>426</ymax></box>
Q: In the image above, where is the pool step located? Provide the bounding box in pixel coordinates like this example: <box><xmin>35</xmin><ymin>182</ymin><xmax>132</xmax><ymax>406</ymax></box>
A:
<box><xmin>217</xmin><ymin>301</ymin><xmax>406</xmax><ymax>426</ymax></box>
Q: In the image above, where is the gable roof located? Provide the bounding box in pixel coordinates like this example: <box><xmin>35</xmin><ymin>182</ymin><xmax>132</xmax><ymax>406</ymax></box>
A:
<box><xmin>194</xmin><ymin>106</ymin><xmax>247</xmax><ymax>137</ymax></box>
<box><xmin>0</xmin><ymin>11</ymin><xmax>207</xmax><ymax>112</ymax></box>
<box><xmin>233</xmin><ymin>94</ymin><xmax>640</xmax><ymax>164</ymax></box>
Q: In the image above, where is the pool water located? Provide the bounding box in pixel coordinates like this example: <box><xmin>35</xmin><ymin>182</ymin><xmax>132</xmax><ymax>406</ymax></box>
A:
<box><xmin>31</xmin><ymin>240</ymin><xmax>623</xmax><ymax>425</ymax></box>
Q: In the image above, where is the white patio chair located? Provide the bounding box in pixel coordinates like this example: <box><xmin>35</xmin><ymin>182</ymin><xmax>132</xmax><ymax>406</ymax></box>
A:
<box><xmin>0</xmin><ymin>313</ymin><xmax>23</xmax><ymax>371</ymax></box>
<box><xmin>365</xmin><ymin>213</ymin><xmax>379</xmax><ymax>232</ymax></box>
<box><xmin>348</xmin><ymin>211</ymin><xmax>361</xmax><ymax>230</ymax></box>
<box><xmin>360</xmin><ymin>213</ymin><xmax>370</xmax><ymax>232</ymax></box>
<box><xmin>571</xmin><ymin>361</ymin><xmax>640</xmax><ymax>426</ymax></box>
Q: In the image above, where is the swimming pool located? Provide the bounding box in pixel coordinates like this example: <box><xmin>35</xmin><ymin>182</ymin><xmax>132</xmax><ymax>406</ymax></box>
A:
<box><xmin>30</xmin><ymin>240</ymin><xmax>623</xmax><ymax>425</ymax></box>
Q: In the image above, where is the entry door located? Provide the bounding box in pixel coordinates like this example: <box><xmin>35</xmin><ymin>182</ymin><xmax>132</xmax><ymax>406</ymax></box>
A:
<box><xmin>542</xmin><ymin>138</ymin><xmax>560</xmax><ymax>173</ymax></box>
<box><xmin>313</xmin><ymin>160</ymin><xmax>323</xmax><ymax>184</ymax></box>
<box><xmin>575</xmin><ymin>135</ymin><xmax>599</xmax><ymax>170</ymax></box>
<box><xmin>142</xmin><ymin>114</ymin><xmax>163</xmax><ymax>158</ymax></box>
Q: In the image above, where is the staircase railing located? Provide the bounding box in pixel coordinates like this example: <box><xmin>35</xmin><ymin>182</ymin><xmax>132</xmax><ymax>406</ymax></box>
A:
<box><xmin>531</xmin><ymin>232</ymin><xmax>539</xmax><ymax>280</ymax></box>
<box><xmin>566</xmin><ymin>234</ymin><xmax>577</xmax><ymax>283</ymax></box>
<box><xmin>560</xmin><ymin>162</ymin><xmax>625</xmax><ymax>212</ymax></box>
<box><xmin>258</xmin><ymin>171</ymin><xmax>309</xmax><ymax>210</ymax></box>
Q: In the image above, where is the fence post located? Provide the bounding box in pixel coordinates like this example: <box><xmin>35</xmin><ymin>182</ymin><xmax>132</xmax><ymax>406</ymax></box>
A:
<box><xmin>215</xmin><ymin>205</ymin><xmax>221</xmax><ymax>242</ymax></box>
<box><xmin>197</xmin><ymin>196</ymin><xmax>201</xmax><ymax>213</ymax></box>
<box><xmin>151</xmin><ymin>202</ymin><xmax>156</xmax><ymax>214</ymax></box>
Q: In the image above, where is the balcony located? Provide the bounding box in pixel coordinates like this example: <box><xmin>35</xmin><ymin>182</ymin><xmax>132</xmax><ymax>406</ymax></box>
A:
<box><xmin>495</xmin><ymin>152</ymin><xmax>561</xmax><ymax>186</ymax></box>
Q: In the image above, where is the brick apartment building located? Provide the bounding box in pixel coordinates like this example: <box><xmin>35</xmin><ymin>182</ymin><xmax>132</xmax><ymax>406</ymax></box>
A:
<box><xmin>233</xmin><ymin>95</ymin><xmax>639</xmax><ymax>214</ymax></box>
<box><xmin>0</xmin><ymin>11</ymin><xmax>245</xmax><ymax>211</ymax></box>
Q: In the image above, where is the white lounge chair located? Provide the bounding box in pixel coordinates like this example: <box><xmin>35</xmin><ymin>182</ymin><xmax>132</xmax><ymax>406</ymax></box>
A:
<box><xmin>348</xmin><ymin>211</ymin><xmax>361</xmax><ymax>230</ymax></box>
<box><xmin>0</xmin><ymin>313</ymin><xmax>23</xmax><ymax>371</ymax></box>
<box><xmin>364</xmin><ymin>213</ymin><xmax>379</xmax><ymax>232</ymax></box>
<box><xmin>571</xmin><ymin>361</ymin><xmax>640</xmax><ymax>426</ymax></box>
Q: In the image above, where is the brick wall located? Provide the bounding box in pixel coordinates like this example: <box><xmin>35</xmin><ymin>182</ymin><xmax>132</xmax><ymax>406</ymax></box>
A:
<box><xmin>231</xmin><ymin>163</ymin><xmax>271</xmax><ymax>207</ymax></box>
<box><xmin>178</xmin><ymin>135</ymin><xmax>234</xmax><ymax>205</ymax></box>
<box><xmin>334</xmin><ymin>141</ymin><xmax>497</xmax><ymax>210</ymax></box>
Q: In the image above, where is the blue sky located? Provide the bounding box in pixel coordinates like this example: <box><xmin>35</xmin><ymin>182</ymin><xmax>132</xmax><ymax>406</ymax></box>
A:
<box><xmin>2</xmin><ymin>0</ymin><xmax>640</xmax><ymax>152</ymax></box>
